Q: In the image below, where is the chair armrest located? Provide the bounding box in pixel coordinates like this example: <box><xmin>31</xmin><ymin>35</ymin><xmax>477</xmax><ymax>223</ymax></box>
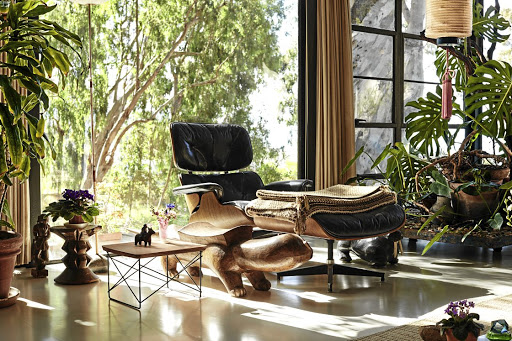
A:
<box><xmin>263</xmin><ymin>179</ymin><xmax>314</xmax><ymax>192</ymax></box>
<box><xmin>172</xmin><ymin>182</ymin><xmax>224</xmax><ymax>200</ymax></box>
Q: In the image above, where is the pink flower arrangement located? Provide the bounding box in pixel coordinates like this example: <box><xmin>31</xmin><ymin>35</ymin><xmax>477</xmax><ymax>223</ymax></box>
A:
<box><xmin>151</xmin><ymin>203</ymin><xmax>177</xmax><ymax>225</ymax></box>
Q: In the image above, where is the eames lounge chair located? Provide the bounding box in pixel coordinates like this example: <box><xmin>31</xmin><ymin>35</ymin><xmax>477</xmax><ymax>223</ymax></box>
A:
<box><xmin>169</xmin><ymin>122</ymin><xmax>406</xmax><ymax>294</ymax></box>
<box><xmin>168</xmin><ymin>122</ymin><xmax>314</xmax><ymax>297</ymax></box>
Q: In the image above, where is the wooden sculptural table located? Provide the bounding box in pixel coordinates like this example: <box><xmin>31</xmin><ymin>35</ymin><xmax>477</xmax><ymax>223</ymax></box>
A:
<box><xmin>50</xmin><ymin>225</ymin><xmax>102</xmax><ymax>285</ymax></box>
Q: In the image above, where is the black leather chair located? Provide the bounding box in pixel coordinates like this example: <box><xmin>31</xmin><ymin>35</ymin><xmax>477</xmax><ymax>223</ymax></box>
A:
<box><xmin>170</xmin><ymin>122</ymin><xmax>405</xmax><ymax>292</ymax></box>
<box><xmin>170</xmin><ymin>122</ymin><xmax>313</xmax><ymax>229</ymax></box>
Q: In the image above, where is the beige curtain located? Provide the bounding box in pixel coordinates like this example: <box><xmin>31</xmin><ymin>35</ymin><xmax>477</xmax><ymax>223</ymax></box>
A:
<box><xmin>315</xmin><ymin>0</ymin><xmax>356</xmax><ymax>189</ymax></box>
<box><xmin>6</xmin><ymin>180</ymin><xmax>31</xmax><ymax>265</ymax></box>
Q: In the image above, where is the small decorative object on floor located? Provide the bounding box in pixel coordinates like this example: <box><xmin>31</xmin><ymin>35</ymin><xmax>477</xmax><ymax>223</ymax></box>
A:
<box><xmin>437</xmin><ymin>300</ymin><xmax>484</xmax><ymax>341</ymax></box>
<box><xmin>486</xmin><ymin>320</ymin><xmax>511</xmax><ymax>341</ymax></box>
<box><xmin>31</xmin><ymin>215</ymin><xmax>50</xmax><ymax>278</ymax></box>
<box><xmin>43</xmin><ymin>189</ymin><xmax>100</xmax><ymax>226</ymax></box>
<box><xmin>151</xmin><ymin>203</ymin><xmax>177</xmax><ymax>240</ymax></box>
<box><xmin>338</xmin><ymin>231</ymin><xmax>402</xmax><ymax>266</ymax></box>
<box><xmin>419</xmin><ymin>325</ymin><xmax>447</xmax><ymax>341</ymax></box>
<box><xmin>135</xmin><ymin>224</ymin><xmax>155</xmax><ymax>246</ymax></box>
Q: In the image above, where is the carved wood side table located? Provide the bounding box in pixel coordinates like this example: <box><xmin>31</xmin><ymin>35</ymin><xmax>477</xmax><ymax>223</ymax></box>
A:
<box><xmin>50</xmin><ymin>225</ymin><xmax>102</xmax><ymax>285</ymax></box>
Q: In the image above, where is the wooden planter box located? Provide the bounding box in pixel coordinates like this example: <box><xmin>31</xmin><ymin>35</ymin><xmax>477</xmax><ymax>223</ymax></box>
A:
<box><xmin>402</xmin><ymin>224</ymin><xmax>512</xmax><ymax>252</ymax></box>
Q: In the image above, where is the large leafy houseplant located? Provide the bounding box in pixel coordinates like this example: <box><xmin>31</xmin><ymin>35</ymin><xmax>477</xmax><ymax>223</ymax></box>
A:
<box><xmin>341</xmin><ymin>2</ymin><xmax>512</xmax><ymax>254</ymax></box>
<box><xmin>399</xmin><ymin>2</ymin><xmax>512</xmax><ymax>252</ymax></box>
<box><xmin>0</xmin><ymin>0</ymin><xmax>81</xmax><ymax>302</ymax></box>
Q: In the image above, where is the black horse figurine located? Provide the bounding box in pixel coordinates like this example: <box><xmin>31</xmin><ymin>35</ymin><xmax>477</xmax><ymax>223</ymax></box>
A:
<box><xmin>135</xmin><ymin>224</ymin><xmax>155</xmax><ymax>246</ymax></box>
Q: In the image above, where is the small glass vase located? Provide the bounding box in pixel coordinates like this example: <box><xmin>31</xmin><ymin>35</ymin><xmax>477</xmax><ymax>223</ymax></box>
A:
<box><xmin>158</xmin><ymin>219</ymin><xmax>168</xmax><ymax>240</ymax></box>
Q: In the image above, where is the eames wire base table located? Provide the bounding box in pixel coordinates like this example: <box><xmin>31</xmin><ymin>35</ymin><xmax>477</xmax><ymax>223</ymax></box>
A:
<box><xmin>103</xmin><ymin>240</ymin><xmax>206</xmax><ymax>309</ymax></box>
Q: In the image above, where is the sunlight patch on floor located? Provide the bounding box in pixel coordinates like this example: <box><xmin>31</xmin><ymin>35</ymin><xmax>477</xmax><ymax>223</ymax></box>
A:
<box><xmin>272</xmin><ymin>289</ymin><xmax>336</xmax><ymax>303</ymax></box>
<box><xmin>74</xmin><ymin>319</ymin><xmax>97</xmax><ymax>327</ymax></box>
<box><xmin>18</xmin><ymin>298</ymin><xmax>55</xmax><ymax>310</ymax></box>
<box><xmin>242</xmin><ymin>309</ymin><xmax>416</xmax><ymax>338</ymax></box>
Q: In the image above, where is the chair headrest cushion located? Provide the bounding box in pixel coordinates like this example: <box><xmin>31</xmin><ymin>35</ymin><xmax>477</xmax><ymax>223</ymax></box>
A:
<box><xmin>170</xmin><ymin>122</ymin><xmax>253</xmax><ymax>171</ymax></box>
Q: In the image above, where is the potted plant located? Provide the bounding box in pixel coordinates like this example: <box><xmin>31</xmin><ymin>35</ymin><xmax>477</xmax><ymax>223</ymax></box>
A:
<box><xmin>437</xmin><ymin>300</ymin><xmax>484</xmax><ymax>341</ymax></box>
<box><xmin>395</xmin><ymin>2</ymin><xmax>512</xmax><ymax>251</ymax></box>
<box><xmin>43</xmin><ymin>189</ymin><xmax>99</xmax><ymax>226</ymax></box>
<box><xmin>151</xmin><ymin>203</ymin><xmax>177</xmax><ymax>240</ymax></box>
<box><xmin>0</xmin><ymin>1</ymin><xmax>81</xmax><ymax>306</ymax></box>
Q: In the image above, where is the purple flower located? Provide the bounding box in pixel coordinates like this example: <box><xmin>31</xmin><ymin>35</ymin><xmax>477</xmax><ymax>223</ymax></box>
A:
<box><xmin>166</xmin><ymin>203</ymin><xmax>175</xmax><ymax>209</ymax></box>
<box><xmin>62</xmin><ymin>189</ymin><xmax>94</xmax><ymax>203</ymax></box>
<box><xmin>444</xmin><ymin>300</ymin><xmax>476</xmax><ymax>320</ymax></box>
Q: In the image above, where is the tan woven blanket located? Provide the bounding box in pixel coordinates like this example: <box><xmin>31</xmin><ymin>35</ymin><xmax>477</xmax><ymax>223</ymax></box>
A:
<box><xmin>245</xmin><ymin>185</ymin><xmax>397</xmax><ymax>234</ymax></box>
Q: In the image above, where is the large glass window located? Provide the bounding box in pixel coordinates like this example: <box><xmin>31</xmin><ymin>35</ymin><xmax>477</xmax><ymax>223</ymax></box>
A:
<box><xmin>351</xmin><ymin>0</ymin><xmax>464</xmax><ymax>174</ymax></box>
<box><xmin>39</xmin><ymin>0</ymin><xmax>298</xmax><ymax>260</ymax></box>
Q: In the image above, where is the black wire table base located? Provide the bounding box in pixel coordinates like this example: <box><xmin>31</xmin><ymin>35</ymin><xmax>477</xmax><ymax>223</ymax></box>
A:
<box><xmin>107</xmin><ymin>251</ymin><xmax>203</xmax><ymax>310</ymax></box>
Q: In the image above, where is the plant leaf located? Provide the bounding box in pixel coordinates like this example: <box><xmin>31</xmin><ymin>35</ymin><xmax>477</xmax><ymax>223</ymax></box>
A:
<box><xmin>422</xmin><ymin>225</ymin><xmax>450</xmax><ymax>255</ymax></box>
<box><xmin>418</xmin><ymin>206</ymin><xmax>446</xmax><ymax>233</ymax></box>
<box><xmin>405</xmin><ymin>86</ymin><xmax>463</xmax><ymax>157</ymax></box>
<box><xmin>341</xmin><ymin>146</ymin><xmax>364</xmax><ymax>177</ymax></box>
<box><xmin>430</xmin><ymin>170</ymin><xmax>451</xmax><ymax>197</ymax></box>
<box><xmin>473</xmin><ymin>4</ymin><xmax>511</xmax><ymax>43</ymax></box>
<box><xmin>487</xmin><ymin>213</ymin><xmax>504</xmax><ymax>230</ymax></box>
<box><xmin>465</xmin><ymin>60</ymin><xmax>512</xmax><ymax>138</ymax></box>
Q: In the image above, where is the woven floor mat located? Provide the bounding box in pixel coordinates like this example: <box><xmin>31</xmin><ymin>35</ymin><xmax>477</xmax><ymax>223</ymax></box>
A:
<box><xmin>353</xmin><ymin>294</ymin><xmax>512</xmax><ymax>340</ymax></box>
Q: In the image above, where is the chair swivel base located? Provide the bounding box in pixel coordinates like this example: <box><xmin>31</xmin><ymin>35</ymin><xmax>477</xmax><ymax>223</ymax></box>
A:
<box><xmin>276</xmin><ymin>239</ymin><xmax>385</xmax><ymax>292</ymax></box>
<box><xmin>276</xmin><ymin>263</ymin><xmax>384</xmax><ymax>292</ymax></box>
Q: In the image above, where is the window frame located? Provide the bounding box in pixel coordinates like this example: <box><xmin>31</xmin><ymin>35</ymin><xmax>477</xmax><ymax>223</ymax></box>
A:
<box><xmin>351</xmin><ymin>0</ymin><xmax>477</xmax><ymax>177</ymax></box>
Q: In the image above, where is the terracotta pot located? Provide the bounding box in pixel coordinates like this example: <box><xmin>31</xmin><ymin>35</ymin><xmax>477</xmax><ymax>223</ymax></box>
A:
<box><xmin>449</xmin><ymin>183</ymin><xmax>499</xmax><ymax>220</ymax></box>
<box><xmin>445</xmin><ymin>328</ymin><xmax>477</xmax><ymax>341</ymax></box>
<box><xmin>0</xmin><ymin>231</ymin><xmax>22</xmax><ymax>299</ymax></box>
<box><xmin>487</xmin><ymin>167</ymin><xmax>510</xmax><ymax>184</ymax></box>
<box><xmin>69</xmin><ymin>215</ymin><xmax>85</xmax><ymax>224</ymax></box>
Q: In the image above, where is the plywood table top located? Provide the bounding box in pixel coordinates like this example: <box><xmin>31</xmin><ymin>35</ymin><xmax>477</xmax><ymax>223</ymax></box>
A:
<box><xmin>103</xmin><ymin>240</ymin><xmax>206</xmax><ymax>259</ymax></box>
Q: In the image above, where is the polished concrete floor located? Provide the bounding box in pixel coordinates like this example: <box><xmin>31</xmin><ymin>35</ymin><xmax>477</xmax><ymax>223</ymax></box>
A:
<box><xmin>2</xmin><ymin>237</ymin><xmax>512</xmax><ymax>341</ymax></box>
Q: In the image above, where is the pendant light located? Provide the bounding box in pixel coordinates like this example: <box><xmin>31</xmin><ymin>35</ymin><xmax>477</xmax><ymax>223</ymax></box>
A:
<box><xmin>425</xmin><ymin>0</ymin><xmax>473</xmax><ymax>46</ymax></box>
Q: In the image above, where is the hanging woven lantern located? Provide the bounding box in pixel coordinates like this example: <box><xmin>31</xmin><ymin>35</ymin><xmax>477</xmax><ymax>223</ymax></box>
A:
<box><xmin>425</xmin><ymin>0</ymin><xmax>472</xmax><ymax>46</ymax></box>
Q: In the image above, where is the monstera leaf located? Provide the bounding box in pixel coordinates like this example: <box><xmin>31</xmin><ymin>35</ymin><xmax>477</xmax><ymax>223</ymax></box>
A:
<box><xmin>473</xmin><ymin>4</ymin><xmax>511</xmax><ymax>43</ymax></box>
<box><xmin>465</xmin><ymin>60</ymin><xmax>512</xmax><ymax>138</ymax></box>
<box><xmin>371</xmin><ymin>142</ymin><xmax>429</xmax><ymax>201</ymax></box>
<box><xmin>405</xmin><ymin>86</ymin><xmax>465</xmax><ymax>158</ymax></box>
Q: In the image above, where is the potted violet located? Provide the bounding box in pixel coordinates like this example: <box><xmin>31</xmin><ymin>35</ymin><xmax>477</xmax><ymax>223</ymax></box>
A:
<box><xmin>43</xmin><ymin>189</ymin><xmax>100</xmax><ymax>227</ymax></box>
<box><xmin>437</xmin><ymin>300</ymin><xmax>484</xmax><ymax>341</ymax></box>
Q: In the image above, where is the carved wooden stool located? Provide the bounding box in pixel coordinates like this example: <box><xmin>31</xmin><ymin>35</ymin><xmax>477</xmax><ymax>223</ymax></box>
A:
<box><xmin>50</xmin><ymin>225</ymin><xmax>102</xmax><ymax>285</ymax></box>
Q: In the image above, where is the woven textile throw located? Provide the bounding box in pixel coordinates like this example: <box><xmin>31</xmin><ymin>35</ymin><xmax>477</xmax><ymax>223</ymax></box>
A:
<box><xmin>245</xmin><ymin>185</ymin><xmax>397</xmax><ymax>234</ymax></box>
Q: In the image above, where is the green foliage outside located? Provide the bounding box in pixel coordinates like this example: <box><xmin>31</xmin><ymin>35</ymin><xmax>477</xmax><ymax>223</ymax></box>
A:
<box><xmin>41</xmin><ymin>0</ymin><xmax>298</xmax><ymax>233</ymax></box>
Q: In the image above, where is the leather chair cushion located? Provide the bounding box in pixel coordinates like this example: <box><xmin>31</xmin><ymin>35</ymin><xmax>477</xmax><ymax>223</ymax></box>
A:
<box><xmin>312</xmin><ymin>204</ymin><xmax>405</xmax><ymax>239</ymax></box>
<box><xmin>180</xmin><ymin>172</ymin><xmax>264</xmax><ymax>203</ymax></box>
<box><xmin>263</xmin><ymin>179</ymin><xmax>314</xmax><ymax>192</ymax></box>
<box><xmin>171</xmin><ymin>122</ymin><xmax>253</xmax><ymax>171</ymax></box>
